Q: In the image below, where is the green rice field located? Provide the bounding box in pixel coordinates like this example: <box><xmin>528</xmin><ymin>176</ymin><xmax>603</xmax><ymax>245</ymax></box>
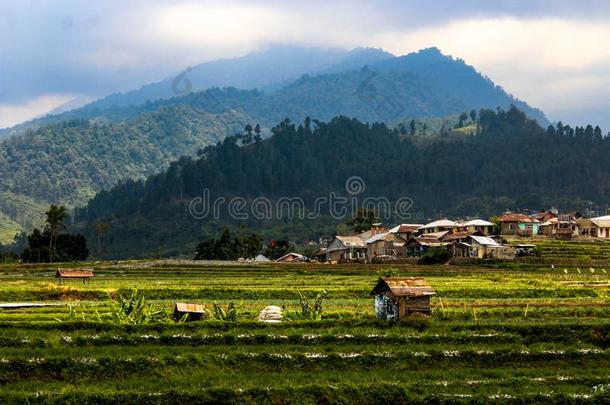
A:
<box><xmin>0</xmin><ymin>255</ymin><xmax>609</xmax><ymax>403</ymax></box>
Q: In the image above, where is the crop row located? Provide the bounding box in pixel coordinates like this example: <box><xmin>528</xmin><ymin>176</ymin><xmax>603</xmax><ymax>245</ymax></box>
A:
<box><xmin>0</xmin><ymin>350</ymin><xmax>607</xmax><ymax>380</ymax></box>
<box><xmin>2</xmin><ymin>382</ymin><xmax>608</xmax><ymax>405</ymax></box>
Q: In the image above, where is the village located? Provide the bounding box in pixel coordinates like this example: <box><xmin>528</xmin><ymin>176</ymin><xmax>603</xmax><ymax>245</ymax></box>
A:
<box><xmin>270</xmin><ymin>210</ymin><xmax>610</xmax><ymax>264</ymax></box>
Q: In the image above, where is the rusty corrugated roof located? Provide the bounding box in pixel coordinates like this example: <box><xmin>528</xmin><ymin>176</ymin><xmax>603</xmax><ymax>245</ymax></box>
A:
<box><xmin>499</xmin><ymin>213</ymin><xmax>537</xmax><ymax>223</ymax></box>
<box><xmin>371</xmin><ymin>277</ymin><xmax>436</xmax><ymax>297</ymax></box>
<box><xmin>175</xmin><ymin>303</ymin><xmax>206</xmax><ymax>313</ymax></box>
<box><xmin>56</xmin><ymin>269</ymin><xmax>94</xmax><ymax>278</ymax></box>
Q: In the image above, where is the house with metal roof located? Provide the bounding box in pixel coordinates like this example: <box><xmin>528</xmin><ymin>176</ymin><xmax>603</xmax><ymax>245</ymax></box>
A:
<box><xmin>578</xmin><ymin>215</ymin><xmax>610</xmax><ymax>239</ymax></box>
<box><xmin>370</xmin><ymin>277</ymin><xmax>435</xmax><ymax>319</ymax></box>
<box><xmin>388</xmin><ymin>223</ymin><xmax>423</xmax><ymax>240</ymax></box>
<box><xmin>453</xmin><ymin>234</ymin><xmax>515</xmax><ymax>260</ymax></box>
<box><xmin>498</xmin><ymin>213</ymin><xmax>540</xmax><ymax>236</ymax></box>
<box><xmin>324</xmin><ymin>234</ymin><xmax>368</xmax><ymax>263</ymax></box>
<box><xmin>365</xmin><ymin>232</ymin><xmax>407</xmax><ymax>260</ymax></box>
<box><xmin>461</xmin><ymin>219</ymin><xmax>495</xmax><ymax>235</ymax></box>
<box><xmin>419</xmin><ymin>219</ymin><xmax>459</xmax><ymax>234</ymax></box>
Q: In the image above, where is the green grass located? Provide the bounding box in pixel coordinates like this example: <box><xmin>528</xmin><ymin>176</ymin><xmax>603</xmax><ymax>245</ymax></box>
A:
<box><xmin>0</xmin><ymin>259</ymin><xmax>608</xmax><ymax>403</ymax></box>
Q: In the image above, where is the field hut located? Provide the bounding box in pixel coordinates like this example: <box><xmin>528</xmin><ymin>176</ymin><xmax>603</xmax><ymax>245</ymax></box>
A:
<box><xmin>275</xmin><ymin>252</ymin><xmax>306</xmax><ymax>263</ymax></box>
<box><xmin>174</xmin><ymin>303</ymin><xmax>207</xmax><ymax>322</ymax></box>
<box><xmin>370</xmin><ymin>277</ymin><xmax>435</xmax><ymax>320</ymax></box>
<box><xmin>55</xmin><ymin>268</ymin><xmax>94</xmax><ymax>284</ymax></box>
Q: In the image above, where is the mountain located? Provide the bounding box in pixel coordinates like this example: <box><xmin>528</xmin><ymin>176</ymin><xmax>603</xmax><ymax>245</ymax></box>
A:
<box><xmin>0</xmin><ymin>46</ymin><xmax>552</xmax><ymax>244</ymax></box>
<box><xmin>0</xmin><ymin>106</ymin><xmax>255</xmax><ymax>241</ymax></box>
<box><xmin>90</xmin><ymin>46</ymin><xmax>394</xmax><ymax>109</ymax></box>
<box><xmin>74</xmin><ymin>107</ymin><xmax>609</xmax><ymax>258</ymax></box>
<box><xmin>0</xmin><ymin>47</ymin><xmax>546</xmax><ymax>138</ymax></box>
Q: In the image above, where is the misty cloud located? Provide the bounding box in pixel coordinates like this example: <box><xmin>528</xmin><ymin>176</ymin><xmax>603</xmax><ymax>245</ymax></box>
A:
<box><xmin>1</xmin><ymin>0</ymin><xmax>610</xmax><ymax>128</ymax></box>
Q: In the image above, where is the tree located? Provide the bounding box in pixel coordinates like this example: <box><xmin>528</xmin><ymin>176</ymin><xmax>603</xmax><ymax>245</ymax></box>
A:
<box><xmin>264</xmin><ymin>239</ymin><xmax>290</xmax><ymax>260</ymax></box>
<box><xmin>409</xmin><ymin>119</ymin><xmax>416</xmax><ymax>136</ymax></box>
<box><xmin>44</xmin><ymin>205</ymin><xmax>68</xmax><ymax>263</ymax></box>
<box><xmin>21</xmin><ymin>227</ymin><xmax>88</xmax><ymax>263</ymax></box>
<box><xmin>470</xmin><ymin>109</ymin><xmax>477</xmax><ymax>123</ymax></box>
<box><xmin>254</xmin><ymin>123</ymin><xmax>262</xmax><ymax>142</ymax></box>
<box><xmin>94</xmin><ymin>221</ymin><xmax>110</xmax><ymax>258</ymax></box>
<box><xmin>458</xmin><ymin>112</ymin><xmax>468</xmax><ymax>127</ymax></box>
<box><xmin>347</xmin><ymin>208</ymin><xmax>378</xmax><ymax>233</ymax></box>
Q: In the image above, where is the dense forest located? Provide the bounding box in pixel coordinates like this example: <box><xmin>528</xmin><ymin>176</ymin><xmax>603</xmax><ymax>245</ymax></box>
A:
<box><xmin>73</xmin><ymin>107</ymin><xmax>610</xmax><ymax>258</ymax></box>
<box><xmin>0</xmin><ymin>106</ymin><xmax>254</xmax><ymax>242</ymax></box>
<box><xmin>0</xmin><ymin>47</ymin><xmax>549</xmax><ymax>245</ymax></box>
<box><xmin>1</xmin><ymin>48</ymin><xmax>546</xmax><ymax>139</ymax></box>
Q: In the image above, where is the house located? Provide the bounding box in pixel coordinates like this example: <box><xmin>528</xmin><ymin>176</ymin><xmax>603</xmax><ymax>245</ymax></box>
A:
<box><xmin>388</xmin><ymin>223</ymin><xmax>423</xmax><ymax>240</ymax></box>
<box><xmin>56</xmin><ymin>268</ymin><xmax>94</xmax><ymax>284</ymax></box>
<box><xmin>578</xmin><ymin>215</ymin><xmax>610</xmax><ymax>239</ymax></box>
<box><xmin>365</xmin><ymin>232</ymin><xmax>407</xmax><ymax>259</ymax></box>
<box><xmin>461</xmin><ymin>219</ymin><xmax>495</xmax><ymax>235</ymax></box>
<box><xmin>531</xmin><ymin>210</ymin><xmax>557</xmax><ymax>223</ymax></box>
<box><xmin>419</xmin><ymin>219</ymin><xmax>459</xmax><ymax>234</ymax></box>
<box><xmin>275</xmin><ymin>252</ymin><xmax>307</xmax><ymax>263</ymax></box>
<box><xmin>498</xmin><ymin>213</ymin><xmax>540</xmax><ymax>236</ymax></box>
<box><xmin>370</xmin><ymin>277</ymin><xmax>436</xmax><ymax>320</ymax></box>
<box><xmin>453</xmin><ymin>235</ymin><xmax>514</xmax><ymax>259</ymax></box>
<box><xmin>539</xmin><ymin>217</ymin><xmax>558</xmax><ymax>236</ymax></box>
<box><xmin>404</xmin><ymin>233</ymin><xmax>451</xmax><ymax>257</ymax></box>
<box><xmin>324</xmin><ymin>234</ymin><xmax>368</xmax><ymax>262</ymax></box>
<box><xmin>174</xmin><ymin>303</ymin><xmax>207</xmax><ymax>322</ymax></box>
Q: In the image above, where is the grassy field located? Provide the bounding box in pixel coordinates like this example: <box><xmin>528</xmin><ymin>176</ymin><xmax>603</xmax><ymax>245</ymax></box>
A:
<box><xmin>0</xmin><ymin>259</ymin><xmax>608</xmax><ymax>403</ymax></box>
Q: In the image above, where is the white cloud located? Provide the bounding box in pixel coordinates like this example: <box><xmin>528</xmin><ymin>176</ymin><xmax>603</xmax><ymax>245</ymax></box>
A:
<box><xmin>0</xmin><ymin>94</ymin><xmax>76</xmax><ymax>129</ymax></box>
<box><xmin>2</xmin><ymin>1</ymin><xmax>610</xmax><ymax>127</ymax></box>
<box><xmin>372</xmin><ymin>17</ymin><xmax>610</xmax><ymax>111</ymax></box>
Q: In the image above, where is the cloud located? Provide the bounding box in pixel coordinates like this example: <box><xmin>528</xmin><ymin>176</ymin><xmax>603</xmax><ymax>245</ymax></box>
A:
<box><xmin>371</xmin><ymin>17</ymin><xmax>610</xmax><ymax>112</ymax></box>
<box><xmin>0</xmin><ymin>94</ymin><xmax>77</xmax><ymax>129</ymax></box>
<box><xmin>2</xmin><ymin>0</ymin><xmax>610</xmax><ymax>127</ymax></box>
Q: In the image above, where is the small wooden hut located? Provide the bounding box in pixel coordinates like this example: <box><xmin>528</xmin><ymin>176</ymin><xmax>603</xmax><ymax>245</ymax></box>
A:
<box><xmin>56</xmin><ymin>268</ymin><xmax>94</xmax><ymax>284</ymax></box>
<box><xmin>370</xmin><ymin>277</ymin><xmax>435</xmax><ymax>320</ymax></box>
<box><xmin>174</xmin><ymin>303</ymin><xmax>207</xmax><ymax>322</ymax></box>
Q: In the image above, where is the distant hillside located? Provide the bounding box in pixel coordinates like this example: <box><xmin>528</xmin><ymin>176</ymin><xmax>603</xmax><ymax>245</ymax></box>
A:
<box><xmin>0</xmin><ymin>47</ymin><xmax>552</xmax><ymax>244</ymax></box>
<box><xmin>74</xmin><ymin>107</ymin><xmax>608</xmax><ymax>258</ymax></box>
<box><xmin>0</xmin><ymin>47</ymin><xmax>547</xmax><ymax>138</ymax></box>
<box><xmin>0</xmin><ymin>106</ymin><xmax>255</xmax><ymax>242</ymax></box>
<box><xmin>88</xmin><ymin>46</ymin><xmax>395</xmax><ymax>109</ymax></box>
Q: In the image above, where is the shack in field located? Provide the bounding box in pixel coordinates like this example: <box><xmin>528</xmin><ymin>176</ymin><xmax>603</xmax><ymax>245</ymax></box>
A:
<box><xmin>370</xmin><ymin>277</ymin><xmax>435</xmax><ymax>320</ymax></box>
<box><xmin>174</xmin><ymin>303</ymin><xmax>207</xmax><ymax>322</ymax></box>
<box><xmin>56</xmin><ymin>268</ymin><xmax>94</xmax><ymax>284</ymax></box>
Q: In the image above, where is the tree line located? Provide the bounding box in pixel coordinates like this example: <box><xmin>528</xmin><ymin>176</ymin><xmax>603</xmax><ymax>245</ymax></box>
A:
<box><xmin>74</xmin><ymin>106</ymin><xmax>610</xmax><ymax>258</ymax></box>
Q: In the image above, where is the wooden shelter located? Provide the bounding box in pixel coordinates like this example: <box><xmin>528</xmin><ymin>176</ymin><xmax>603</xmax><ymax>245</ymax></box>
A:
<box><xmin>55</xmin><ymin>268</ymin><xmax>94</xmax><ymax>284</ymax></box>
<box><xmin>174</xmin><ymin>303</ymin><xmax>207</xmax><ymax>322</ymax></box>
<box><xmin>370</xmin><ymin>277</ymin><xmax>435</xmax><ymax>320</ymax></box>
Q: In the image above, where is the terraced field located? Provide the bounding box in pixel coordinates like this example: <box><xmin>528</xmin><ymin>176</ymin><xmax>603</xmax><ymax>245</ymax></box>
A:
<box><xmin>0</xmin><ymin>260</ymin><xmax>608</xmax><ymax>403</ymax></box>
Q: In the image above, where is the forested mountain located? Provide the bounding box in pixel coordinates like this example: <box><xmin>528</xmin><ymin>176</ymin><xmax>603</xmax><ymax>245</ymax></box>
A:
<box><xmin>0</xmin><ymin>47</ymin><xmax>550</xmax><ymax>244</ymax></box>
<box><xmin>0</xmin><ymin>47</ymin><xmax>546</xmax><ymax>138</ymax></box>
<box><xmin>87</xmin><ymin>46</ymin><xmax>395</xmax><ymax>109</ymax></box>
<box><xmin>0</xmin><ymin>106</ymin><xmax>254</xmax><ymax>243</ymax></box>
<box><xmin>74</xmin><ymin>107</ymin><xmax>609</xmax><ymax>258</ymax></box>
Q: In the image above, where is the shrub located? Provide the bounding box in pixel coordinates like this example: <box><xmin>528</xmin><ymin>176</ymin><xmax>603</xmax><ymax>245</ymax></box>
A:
<box><xmin>284</xmin><ymin>290</ymin><xmax>327</xmax><ymax>320</ymax></box>
<box><xmin>417</xmin><ymin>248</ymin><xmax>451</xmax><ymax>265</ymax></box>
<box><xmin>110</xmin><ymin>289</ymin><xmax>169</xmax><ymax>325</ymax></box>
<box><xmin>212</xmin><ymin>303</ymin><xmax>238</xmax><ymax>321</ymax></box>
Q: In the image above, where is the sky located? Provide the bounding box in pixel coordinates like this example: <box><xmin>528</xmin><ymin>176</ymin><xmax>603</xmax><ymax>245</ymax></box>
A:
<box><xmin>1</xmin><ymin>0</ymin><xmax>609</xmax><ymax>129</ymax></box>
